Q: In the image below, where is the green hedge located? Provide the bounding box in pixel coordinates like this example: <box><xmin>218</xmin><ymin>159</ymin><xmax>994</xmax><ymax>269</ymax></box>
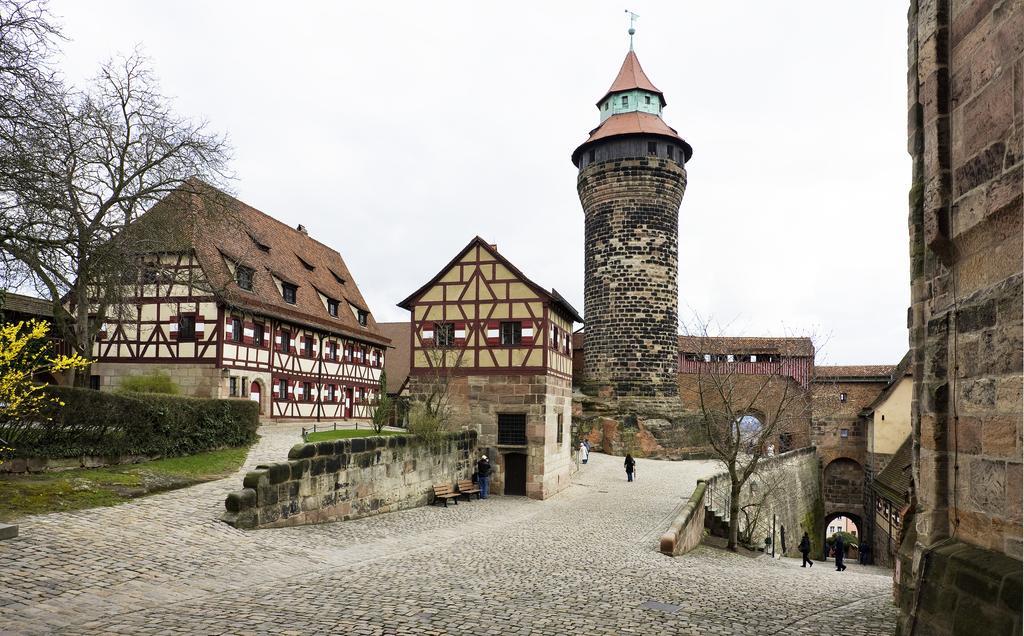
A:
<box><xmin>6</xmin><ymin>386</ymin><xmax>259</xmax><ymax>459</ymax></box>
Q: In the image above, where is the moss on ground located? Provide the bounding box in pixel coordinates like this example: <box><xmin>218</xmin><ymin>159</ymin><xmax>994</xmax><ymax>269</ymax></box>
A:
<box><xmin>0</xmin><ymin>446</ymin><xmax>250</xmax><ymax>522</ymax></box>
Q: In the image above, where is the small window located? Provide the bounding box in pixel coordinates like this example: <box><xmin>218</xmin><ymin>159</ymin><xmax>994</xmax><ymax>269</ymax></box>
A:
<box><xmin>328</xmin><ymin>384</ymin><xmax>336</xmax><ymax>401</ymax></box>
<box><xmin>435</xmin><ymin>322</ymin><xmax>455</xmax><ymax>348</ymax></box>
<box><xmin>621</xmin><ymin>95</ymin><xmax>628</xmax><ymax>107</ymax></box>
<box><xmin>498</xmin><ymin>413</ymin><xmax>527</xmax><ymax>445</ymax></box>
<box><xmin>327</xmin><ymin>299</ymin><xmax>339</xmax><ymax>317</ymax></box>
<box><xmin>330</xmin><ymin>341</ymin><xmax>338</xmax><ymax>360</ymax></box>
<box><xmin>297</xmin><ymin>255</ymin><xmax>315</xmax><ymax>271</ymax></box>
<box><xmin>357</xmin><ymin>309</ymin><xmax>368</xmax><ymax>327</ymax></box>
<box><xmin>647</xmin><ymin>141</ymin><xmax>657</xmax><ymax>155</ymax></box>
<box><xmin>329</xmin><ymin>269</ymin><xmax>346</xmax><ymax>285</ymax></box>
<box><xmin>229</xmin><ymin>377</ymin><xmax>238</xmax><ymax>397</ymax></box>
<box><xmin>840</xmin><ymin>428</ymin><xmax>849</xmax><ymax>439</ymax></box>
<box><xmin>278</xmin><ymin>378</ymin><xmax>288</xmax><ymax>399</ymax></box>
<box><xmin>236</xmin><ymin>266</ymin><xmax>254</xmax><ymax>291</ymax></box>
<box><xmin>667</xmin><ymin>146</ymin><xmax>674</xmax><ymax>160</ymax></box>
<box><xmin>644</xmin><ymin>95</ymin><xmax>651</xmax><ymax>105</ymax></box>
<box><xmin>253</xmin><ymin>323</ymin><xmax>265</xmax><ymax>346</ymax></box>
<box><xmin>231</xmin><ymin>317</ymin><xmax>242</xmax><ymax>342</ymax></box>
<box><xmin>557</xmin><ymin>413</ymin><xmax>564</xmax><ymax>444</ymax></box>
<box><xmin>282</xmin><ymin>283</ymin><xmax>297</xmax><ymax>304</ymax></box>
<box><xmin>89</xmin><ymin>375</ymin><xmax>101</xmax><ymax>390</ymax></box>
<box><xmin>304</xmin><ymin>336</ymin><xmax>314</xmax><ymax>357</ymax></box>
<box><xmin>142</xmin><ymin>266</ymin><xmax>159</xmax><ymax>285</ymax></box>
<box><xmin>588</xmin><ymin>149</ymin><xmax>595</xmax><ymax>163</ymax></box>
<box><xmin>604</xmin><ymin>101</ymin><xmax>609</xmax><ymax>111</ymax></box>
<box><xmin>303</xmin><ymin>382</ymin><xmax>313</xmax><ymax>401</ymax></box>
<box><xmin>500</xmin><ymin>321</ymin><xmax>522</xmax><ymax>346</ymax></box>
<box><xmin>178</xmin><ymin>315</ymin><xmax>196</xmax><ymax>341</ymax></box>
<box><xmin>280</xmin><ymin>329</ymin><xmax>291</xmax><ymax>353</ymax></box>
<box><xmin>839</xmin><ymin>392</ymin><xmax>848</xmax><ymax>403</ymax></box>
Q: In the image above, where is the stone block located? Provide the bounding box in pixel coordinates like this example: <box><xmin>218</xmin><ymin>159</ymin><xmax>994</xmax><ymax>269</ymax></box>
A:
<box><xmin>267</xmin><ymin>463</ymin><xmax>291</xmax><ymax>485</ymax></box>
<box><xmin>288</xmin><ymin>443</ymin><xmax>316</xmax><ymax>460</ymax></box>
<box><xmin>290</xmin><ymin>460</ymin><xmax>309</xmax><ymax>480</ymax></box>
<box><xmin>967</xmin><ymin>457</ymin><xmax>1007</xmax><ymax>515</ymax></box>
<box><xmin>242</xmin><ymin>469</ymin><xmax>268</xmax><ymax>490</ymax></box>
<box><xmin>224</xmin><ymin>488</ymin><xmax>256</xmax><ymax>513</ymax></box>
<box><xmin>350</xmin><ymin>438</ymin><xmax>366</xmax><ymax>453</ymax></box>
<box><xmin>981</xmin><ymin>415</ymin><xmax>1020</xmax><ymax>457</ymax></box>
<box><xmin>0</xmin><ymin>523</ymin><xmax>18</xmax><ymax>540</ymax></box>
<box><xmin>316</xmin><ymin>441</ymin><xmax>334</xmax><ymax>456</ymax></box>
<box><xmin>309</xmin><ymin>458</ymin><xmax>326</xmax><ymax>476</ymax></box>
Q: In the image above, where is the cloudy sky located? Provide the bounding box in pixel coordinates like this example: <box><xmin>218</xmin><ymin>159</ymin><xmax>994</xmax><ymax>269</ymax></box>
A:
<box><xmin>51</xmin><ymin>0</ymin><xmax>911</xmax><ymax>365</ymax></box>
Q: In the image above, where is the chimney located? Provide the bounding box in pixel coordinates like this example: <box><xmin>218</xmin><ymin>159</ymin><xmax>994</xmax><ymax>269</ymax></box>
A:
<box><xmin>297</xmin><ymin>224</ymin><xmax>308</xmax><ymax>235</ymax></box>
<box><xmin>488</xmin><ymin>243</ymin><xmax>498</xmax><ymax>252</ymax></box>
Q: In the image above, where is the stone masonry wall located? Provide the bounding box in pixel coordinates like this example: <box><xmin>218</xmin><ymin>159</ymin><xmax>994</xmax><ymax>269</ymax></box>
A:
<box><xmin>578</xmin><ymin>153</ymin><xmax>687</xmax><ymax>400</ymax></box>
<box><xmin>222</xmin><ymin>431</ymin><xmax>477</xmax><ymax>529</ymax></box>
<box><xmin>92</xmin><ymin>361</ymin><xmax>228</xmax><ymax>399</ymax></box>
<box><xmin>702</xmin><ymin>447</ymin><xmax>823</xmax><ymax>557</ymax></box>
<box><xmin>901</xmin><ymin>0</ymin><xmax>1022</xmax><ymax>632</ymax></box>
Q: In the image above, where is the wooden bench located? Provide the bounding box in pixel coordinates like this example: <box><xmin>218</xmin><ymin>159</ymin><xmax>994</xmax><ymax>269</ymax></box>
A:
<box><xmin>432</xmin><ymin>483</ymin><xmax>460</xmax><ymax>507</ymax></box>
<box><xmin>457</xmin><ymin>479</ymin><xmax>481</xmax><ymax>501</ymax></box>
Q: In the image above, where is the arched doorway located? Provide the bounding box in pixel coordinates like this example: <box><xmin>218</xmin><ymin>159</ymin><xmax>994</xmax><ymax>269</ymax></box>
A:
<box><xmin>823</xmin><ymin>511</ymin><xmax>863</xmax><ymax>560</ymax></box>
<box><xmin>249</xmin><ymin>380</ymin><xmax>263</xmax><ymax>415</ymax></box>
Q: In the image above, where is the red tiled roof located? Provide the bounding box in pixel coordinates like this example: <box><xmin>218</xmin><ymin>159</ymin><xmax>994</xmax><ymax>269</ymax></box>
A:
<box><xmin>377</xmin><ymin>322</ymin><xmax>411</xmax><ymax>395</ymax></box>
<box><xmin>572</xmin><ymin>332</ymin><xmax>815</xmax><ymax>357</ymax></box>
<box><xmin>814</xmin><ymin>365</ymin><xmax>896</xmax><ymax>380</ymax></box>
<box><xmin>0</xmin><ymin>292</ymin><xmax>53</xmax><ymax>318</ymax></box>
<box><xmin>598</xmin><ymin>50</ymin><xmax>665</xmax><ymax>106</ymax></box>
<box><xmin>132</xmin><ymin>181</ymin><xmax>389</xmax><ymax>346</ymax></box>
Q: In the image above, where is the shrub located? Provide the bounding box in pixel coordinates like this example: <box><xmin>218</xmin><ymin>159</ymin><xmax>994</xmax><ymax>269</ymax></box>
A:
<box><xmin>118</xmin><ymin>372</ymin><xmax>179</xmax><ymax>395</ymax></box>
<box><xmin>6</xmin><ymin>386</ymin><xmax>259</xmax><ymax>459</ymax></box>
<box><xmin>407</xmin><ymin>401</ymin><xmax>447</xmax><ymax>444</ymax></box>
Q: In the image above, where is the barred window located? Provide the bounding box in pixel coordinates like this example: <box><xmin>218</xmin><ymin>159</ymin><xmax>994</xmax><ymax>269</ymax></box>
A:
<box><xmin>557</xmin><ymin>413</ymin><xmax>564</xmax><ymax>444</ymax></box>
<box><xmin>498</xmin><ymin>413</ymin><xmax>527</xmax><ymax>445</ymax></box>
<box><xmin>434</xmin><ymin>322</ymin><xmax>455</xmax><ymax>348</ymax></box>
<box><xmin>500</xmin><ymin>321</ymin><xmax>521</xmax><ymax>346</ymax></box>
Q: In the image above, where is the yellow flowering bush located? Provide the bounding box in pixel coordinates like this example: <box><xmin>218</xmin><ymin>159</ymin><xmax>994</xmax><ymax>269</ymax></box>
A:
<box><xmin>0</xmin><ymin>319</ymin><xmax>89</xmax><ymax>435</ymax></box>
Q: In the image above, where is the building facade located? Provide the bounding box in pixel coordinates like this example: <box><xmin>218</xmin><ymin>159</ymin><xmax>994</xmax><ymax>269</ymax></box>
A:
<box><xmin>399</xmin><ymin>237</ymin><xmax>581</xmax><ymax>500</ymax></box>
<box><xmin>91</xmin><ymin>183</ymin><xmax>389</xmax><ymax>420</ymax></box>
<box><xmin>899</xmin><ymin>1</ymin><xmax>1022</xmax><ymax>632</ymax></box>
<box><xmin>572</xmin><ymin>49</ymin><xmax>692</xmax><ymax>409</ymax></box>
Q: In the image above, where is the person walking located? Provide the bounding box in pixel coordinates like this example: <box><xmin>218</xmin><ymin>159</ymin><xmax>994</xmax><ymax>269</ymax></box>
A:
<box><xmin>624</xmin><ymin>454</ymin><xmax>636</xmax><ymax>482</ymax></box>
<box><xmin>799</xmin><ymin>532</ymin><xmax>813</xmax><ymax>567</ymax></box>
<box><xmin>834</xmin><ymin>534</ymin><xmax>847</xmax><ymax>571</ymax></box>
<box><xmin>476</xmin><ymin>455</ymin><xmax>492</xmax><ymax>499</ymax></box>
<box><xmin>580</xmin><ymin>441</ymin><xmax>590</xmax><ymax>465</ymax></box>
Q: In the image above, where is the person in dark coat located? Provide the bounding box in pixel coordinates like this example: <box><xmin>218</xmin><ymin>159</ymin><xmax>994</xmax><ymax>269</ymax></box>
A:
<box><xmin>799</xmin><ymin>532</ymin><xmax>813</xmax><ymax>567</ymax></box>
<box><xmin>834</xmin><ymin>534</ymin><xmax>846</xmax><ymax>571</ymax></box>
<box><xmin>624</xmin><ymin>454</ymin><xmax>636</xmax><ymax>482</ymax></box>
<box><xmin>476</xmin><ymin>455</ymin><xmax>492</xmax><ymax>499</ymax></box>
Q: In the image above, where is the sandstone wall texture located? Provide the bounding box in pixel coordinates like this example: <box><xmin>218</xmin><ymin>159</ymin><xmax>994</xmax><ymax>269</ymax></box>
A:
<box><xmin>702</xmin><ymin>447</ymin><xmax>823</xmax><ymax>558</ymax></box>
<box><xmin>577</xmin><ymin>154</ymin><xmax>686</xmax><ymax>400</ymax></box>
<box><xmin>900</xmin><ymin>0</ymin><xmax>1023</xmax><ymax>632</ymax></box>
<box><xmin>92</xmin><ymin>361</ymin><xmax>228</xmax><ymax>399</ymax></box>
<box><xmin>221</xmin><ymin>431</ymin><xmax>477</xmax><ymax>529</ymax></box>
<box><xmin>410</xmin><ymin>372</ymin><xmax>574</xmax><ymax>500</ymax></box>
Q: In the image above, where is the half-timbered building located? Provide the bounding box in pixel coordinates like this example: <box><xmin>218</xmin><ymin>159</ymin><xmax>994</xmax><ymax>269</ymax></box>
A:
<box><xmin>398</xmin><ymin>237</ymin><xmax>582</xmax><ymax>500</ymax></box>
<box><xmin>91</xmin><ymin>183</ymin><xmax>389</xmax><ymax>420</ymax></box>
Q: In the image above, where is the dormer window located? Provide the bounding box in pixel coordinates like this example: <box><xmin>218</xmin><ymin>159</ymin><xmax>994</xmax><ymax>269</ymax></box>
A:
<box><xmin>236</xmin><ymin>265</ymin><xmax>254</xmax><ymax>291</ymax></box>
<box><xmin>282</xmin><ymin>283</ymin><xmax>297</xmax><ymax>304</ymax></box>
<box><xmin>330</xmin><ymin>269</ymin><xmax>346</xmax><ymax>285</ymax></box>
<box><xmin>621</xmin><ymin>95</ymin><xmax>628</xmax><ymax>107</ymax></box>
<box><xmin>645</xmin><ymin>95</ymin><xmax>651</xmax><ymax>105</ymax></box>
<box><xmin>357</xmin><ymin>309</ymin><xmax>368</xmax><ymax>327</ymax></box>
<box><xmin>327</xmin><ymin>299</ymin><xmax>339</xmax><ymax>317</ymax></box>
<box><xmin>297</xmin><ymin>255</ymin><xmax>315</xmax><ymax>271</ymax></box>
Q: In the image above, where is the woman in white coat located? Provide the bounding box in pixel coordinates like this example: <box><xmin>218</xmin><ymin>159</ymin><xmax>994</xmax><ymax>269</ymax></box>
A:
<box><xmin>579</xmin><ymin>441</ymin><xmax>590</xmax><ymax>465</ymax></box>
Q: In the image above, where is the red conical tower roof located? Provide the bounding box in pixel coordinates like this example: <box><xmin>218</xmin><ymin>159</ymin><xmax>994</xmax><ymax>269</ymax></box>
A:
<box><xmin>597</xmin><ymin>50</ymin><xmax>665</xmax><ymax>107</ymax></box>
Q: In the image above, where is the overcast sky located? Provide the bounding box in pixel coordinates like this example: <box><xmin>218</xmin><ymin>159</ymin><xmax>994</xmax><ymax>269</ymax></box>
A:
<box><xmin>51</xmin><ymin>1</ymin><xmax>911</xmax><ymax>365</ymax></box>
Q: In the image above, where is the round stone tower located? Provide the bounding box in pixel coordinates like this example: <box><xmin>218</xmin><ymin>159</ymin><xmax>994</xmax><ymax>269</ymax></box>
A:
<box><xmin>571</xmin><ymin>49</ymin><xmax>692</xmax><ymax>404</ymax></box>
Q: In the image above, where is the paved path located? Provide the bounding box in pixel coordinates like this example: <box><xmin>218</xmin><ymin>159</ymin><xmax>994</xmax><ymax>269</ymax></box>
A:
<box><xmin>0</xmin><ymin>427</ymin><xmax>898</xmax><ymax>635</ymax></box>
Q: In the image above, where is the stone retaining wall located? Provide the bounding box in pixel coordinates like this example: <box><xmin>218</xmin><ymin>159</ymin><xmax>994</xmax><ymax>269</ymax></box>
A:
<box><xmin>702</xmin><ymin>447</ymin><xmax>822</xmax><ymax>557</ymax></box>
<box><xmin>222</xmin><ymin>431</ymin><xmax>477</xmax><ymax>529</ymax></box>
<box><xmin>659</xmin><ymin>481</ymin><xmax>707</xmax><ymax>556</ymax></box>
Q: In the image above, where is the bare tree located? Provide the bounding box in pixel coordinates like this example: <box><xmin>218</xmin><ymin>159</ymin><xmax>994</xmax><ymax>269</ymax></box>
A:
<box><xmin>680</xmin><ymin>316</ymin><xmax>815</xmax><ymax>550</ymax></box>
<box><xmin>0</xmin><ymin>34</ymin><xmax>232</xmax><ymax>377</ymax></box>
<box><xmin>406</xmin><ymin>340</ymin><xmax>468</xmax><ymax>441</ymax></box>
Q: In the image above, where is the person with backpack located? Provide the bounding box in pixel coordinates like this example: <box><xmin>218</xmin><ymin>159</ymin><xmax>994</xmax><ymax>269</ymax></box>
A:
<box><xmin>476</xmin><ymin>455</ymin><xmax>492</xmax><ymax>499</ymax></box>
<box><xmin>799</xmin><ymin>532</ymin><xmax>813</xmax><ymax>567</ymax></box>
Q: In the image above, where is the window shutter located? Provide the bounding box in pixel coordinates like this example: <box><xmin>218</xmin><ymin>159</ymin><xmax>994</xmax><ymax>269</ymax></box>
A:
<box><xmin>454</xmin><ymin>322</ymin><xmax>467</xmax><ymax>345</ymax></box>
<box><xmin>421</xmin><ymin>324</ymin><xmax>434</xmax><ymax>346</ymax></box>
<box><xmin>486</xmin><ymin>321</ymin><xmax>500</xmax><ymax>345</ymax></box>
<box><xmin>272</xmin><ymin>382</ymin><xmax>279</xmax><ymax>397</ymax></box>
<box><xmin>521</xmin><ymin>320</ymin><xmax>534</xmax><ymax>345</ymax></box>
<box><xmin>243</xmin><ymin>322</ymin><xmax>253</xmax><ymax>345</ymax></box>
<box><xmin>169</xmin><ymin>316</ymin><xmax>178</xmax><ymax>340</ymax></box>
<box><xmin>195</xmin><ymin>315</ymin><xmax>205</xmax><ymax>338</ymax></box>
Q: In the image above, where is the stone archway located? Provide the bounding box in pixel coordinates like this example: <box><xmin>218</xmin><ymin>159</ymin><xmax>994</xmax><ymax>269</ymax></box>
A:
<box><xmin>823</xmin><ymin>511</ymin><xmax>864</xmax><ymax>560</ymax></box>
<box><xmin>823</xmin><ymin>457</ymin><xmax>865</xmax><ymax>514</ymax></box>
<box><xmin>249</xmin><ymin>379</ymin><xmax>266</xmax><ymax>415</ymax></box>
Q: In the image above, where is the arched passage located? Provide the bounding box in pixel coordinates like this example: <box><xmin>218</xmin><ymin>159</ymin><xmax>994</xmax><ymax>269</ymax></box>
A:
<box><xmin>823</xmin><ymin>457</ymin><xmax>865</xmax><ymax>512</ymax></box>
<box><xmin>822</xmin><ymin>511</ymin><xmax>863</xmax><ymax>560</ymax></box>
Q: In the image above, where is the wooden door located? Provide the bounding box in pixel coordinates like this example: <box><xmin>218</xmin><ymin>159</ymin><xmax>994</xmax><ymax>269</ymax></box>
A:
<box><xmin>503</xmin><ymin>452</ymin><xmax>527</xmax><ymax>496</ymax></box>
<box><xmin>344</xmin><ymin>387</ymin><xmax>353</xmax><ymax>418</ymax></box>
<box><xmin>249</xmin><ymin>381</ymin><xmax>262</xmax><ymax>414</ymax></box>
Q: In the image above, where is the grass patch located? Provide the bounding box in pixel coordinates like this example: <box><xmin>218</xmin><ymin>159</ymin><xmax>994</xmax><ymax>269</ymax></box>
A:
<box><xmin>0</xmin><ymin>445</ymin><xmax>251</xmax><ymax>522</ymax></box>
<box><xmin>305</xmin><ymin>428</ymin><xmax>405</xmax><ymax>442</ymax></box>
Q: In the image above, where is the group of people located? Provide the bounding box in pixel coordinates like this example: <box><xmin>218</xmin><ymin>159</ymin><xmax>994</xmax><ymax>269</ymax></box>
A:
<box><xmin>578</xmin><ymin>440</ymin><xmax>638</xmax><ymax>482</ymax></box>
<box><xmin>798</xmin><ymin>531</ymin><xmax>851</xmax><ymax>571</ymax></box>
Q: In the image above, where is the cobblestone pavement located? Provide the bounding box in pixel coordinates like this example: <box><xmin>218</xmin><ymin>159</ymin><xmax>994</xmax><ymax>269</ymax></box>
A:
<box><xmin>0</xmin><ymin>427</ymin><xmax>898</xmax><ymax>635</ymax></box>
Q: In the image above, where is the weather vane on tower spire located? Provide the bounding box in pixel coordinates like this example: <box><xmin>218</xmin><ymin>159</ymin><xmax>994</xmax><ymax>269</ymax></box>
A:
<box><xmin>625</xmin><ymin>9</ymin><xmax>639</xmax><ymax>50</ymax></box>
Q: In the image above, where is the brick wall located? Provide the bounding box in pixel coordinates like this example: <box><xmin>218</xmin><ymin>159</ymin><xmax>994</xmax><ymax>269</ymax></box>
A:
<box><xmin>900</xmin><ymin>0</ymin><xmax>1022</xmax><ymax>631</ymax></box>
<box><xmin>222</xmin><ymin>431</ymin><xmax>477</xmax><ymax>529</ymax></box>
<box><xmin>577</xmin><ymin>154</ymin><xmax>687</xmax><ymax>399</ymax></box>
